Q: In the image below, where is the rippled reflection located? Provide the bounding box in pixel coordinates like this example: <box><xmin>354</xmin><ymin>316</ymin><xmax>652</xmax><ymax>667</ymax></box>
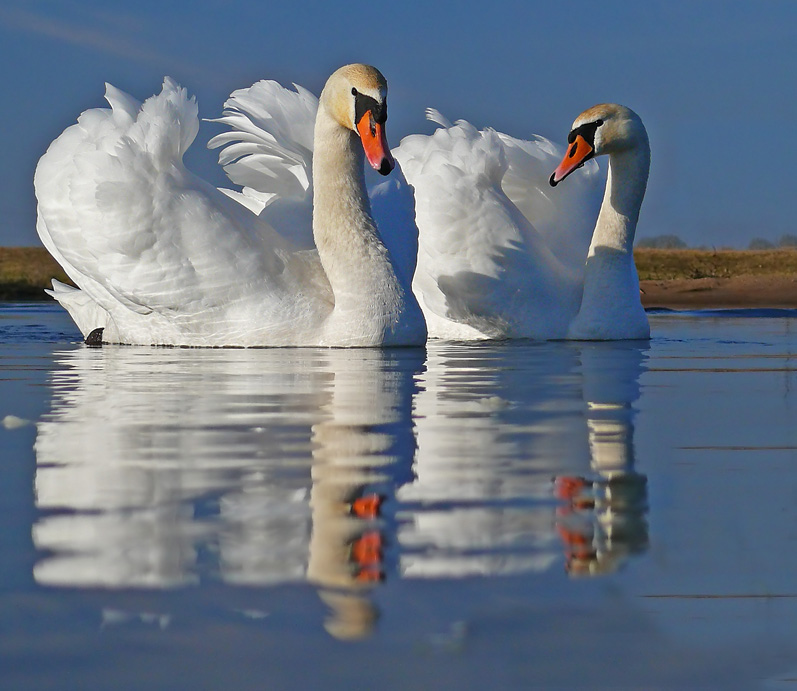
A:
<box><xmin>399</xmin><ymin>341</ymin><xmax>649</xmax><ymax>578</ymax></box>
<box><xmin>33</xmin><ymin>339</ymin><xmax>649</xmax><ymax>636</ymax></box>
<box><xmin>553</xmin><ymin>345</ymin><xmax>649</xmax><ymax>576</ymax></box>
<box><xmin>35</xmin><ymin>346</ymin><xmax>421</xmax><ymax>638</ymax></box>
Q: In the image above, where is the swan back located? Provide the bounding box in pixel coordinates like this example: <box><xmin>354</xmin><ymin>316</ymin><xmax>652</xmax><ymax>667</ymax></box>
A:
<box><xmin>395</xmin><ymin>115</ymin><xmax>602</xmax><ymax>339</ymax></box>
<box><xmin>35</xmin><ymin>79</ymin><xmax>334</xmax><ymax>346</ymax></box>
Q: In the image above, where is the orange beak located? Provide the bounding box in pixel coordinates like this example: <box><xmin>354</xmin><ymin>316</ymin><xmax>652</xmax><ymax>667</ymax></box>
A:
<box><xmin>356</xmin><ymin>111</ymin><xmax>395</xmax><ymax>176</ymax></box>
<box><xmin>550</xmin><ymin>134</ymin><xmax>594</xmax><ymax>186</ymax></box>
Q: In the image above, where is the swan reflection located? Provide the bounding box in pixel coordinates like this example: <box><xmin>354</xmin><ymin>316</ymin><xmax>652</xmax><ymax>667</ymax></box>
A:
<box><xmin>33</xmin><ymin>339</ymin><xmax>649</xmax><ymax>637</ymax></box>
<box><xmin>554</xmin><ymin>344</ymin><xmax>649</xmax><ymax>576</ymax></box>
<box><xmin>34</xmin><ymin>346</ymin><xmax>421</xmax><ymax>638</ymax></box>
<box><xmin>398</xmin><ymin>340</ymin><xmax>649</xmax><ymax>578</ymax></box>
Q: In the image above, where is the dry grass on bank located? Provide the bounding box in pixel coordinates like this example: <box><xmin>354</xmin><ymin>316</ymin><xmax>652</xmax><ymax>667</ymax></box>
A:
<box><xmin>634</xmin><ymin>248</ymin><xmax>797</xmax><ymax>281</ymax></box>
<box><xmin>0</xmin><ymin>247</ymin><xmax>71</xmax><ymax>299</ymax></box>
<box><xmin>3</xmin><ymin>246</ymin><xmax>797</xmax><ymax>304</ymax></box>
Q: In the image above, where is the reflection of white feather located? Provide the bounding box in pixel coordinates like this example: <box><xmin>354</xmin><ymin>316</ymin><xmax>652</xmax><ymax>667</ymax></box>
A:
<box><xmin>398</xmin><ymin>341</ymin><xmax>646</xmax><ymax>578</ymax></box>
<box><xmin>32</xmin><ymin>347</ymin><xmax>417</xmax><ymax>590</ymax></box>
<box><xmin>32</xmin><ymin>339</ymin><xmax>647</xmax><ymax>588</ymax></box>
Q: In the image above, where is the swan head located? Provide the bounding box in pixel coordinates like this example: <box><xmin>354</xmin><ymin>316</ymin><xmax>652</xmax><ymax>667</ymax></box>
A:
<box><xmin>319</xmin><ymin>64</ymin><xmax>395</xmax><ymax>176</ymax></box>
<box><xmin>550</xmin><ymin>104</ymin><xmax>647</xmax><ymax>186</ymax></box>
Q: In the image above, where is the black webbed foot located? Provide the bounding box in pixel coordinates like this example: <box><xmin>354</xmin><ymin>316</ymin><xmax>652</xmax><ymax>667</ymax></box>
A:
<box><xmin>85</xmin><ymin>328</ymin><xmax>104</xmax><ymax>346</ymax></box>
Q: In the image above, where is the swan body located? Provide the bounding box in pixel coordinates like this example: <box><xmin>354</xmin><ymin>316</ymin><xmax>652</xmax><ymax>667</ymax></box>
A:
<box><xmin>34</xmin><ymin>65</ymin><xmax>426</xmax><ymax>347</ymax></box>
<box><xmin>398</xmin><ymin>104</ymin><xmax>650</xmax><ymax>340</ymax></box>
<box><xmin>206</xmin><ymin>84</ymin><xmax>649</xmax><ymax>340</ymax></box>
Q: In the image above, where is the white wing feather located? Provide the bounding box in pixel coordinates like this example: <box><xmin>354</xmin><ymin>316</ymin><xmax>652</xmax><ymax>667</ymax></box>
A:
<box><xmin>35</xmin><ymin>79</ymin><xmax>332</xmax><ymax>346</ymax></box>
<box><xmin>207</xmin><ymin>80</ymin><xmax>318</xmax><ymax>248</ymax></box>
<box><xmin>207</xmin><ymin>79</ymin><xmax>418</xmax><ymax>283</ymax></box>
<box><xmin>497</xmin><ymin>131</ymin><xmax>603</xmax><ymax>273</ymax></box>
<box><xmin>394</xmin><ymin>113</ymin><xmax>604</xmax><ymax>339</ymax></box>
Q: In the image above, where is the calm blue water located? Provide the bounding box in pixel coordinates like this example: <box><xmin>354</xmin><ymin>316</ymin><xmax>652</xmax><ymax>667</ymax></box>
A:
<box><xmin>2</xmin><ymin>302</ymin><xmax>797</xmax><ymax>689</ymax></box>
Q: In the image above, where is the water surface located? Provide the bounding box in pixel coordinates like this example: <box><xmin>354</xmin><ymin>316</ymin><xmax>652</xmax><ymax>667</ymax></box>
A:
<box><xmin>2</xmin><ymin>303</ymin><xmax>797</xmax><ymax>689</ymax></box>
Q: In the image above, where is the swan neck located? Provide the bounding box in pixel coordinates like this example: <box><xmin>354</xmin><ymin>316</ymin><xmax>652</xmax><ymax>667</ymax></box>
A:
<box><xmin>313</xmin><ymin>110</ymin><xmax>371</xmax><ymax>220</ymax></box>
<box><xmin>311</xmin><ymin>106</ymin><xmax>410</xmax><ymax>338</ymax></box>
<box><xmin>312</xmin><ymin>109</ymin><xmax>385</xmax><ymax>292</ymax></box>
<box><xmin>590</xmin><ymin>145</ymin><xmax>650</xmax><ymax>255</ymax></box>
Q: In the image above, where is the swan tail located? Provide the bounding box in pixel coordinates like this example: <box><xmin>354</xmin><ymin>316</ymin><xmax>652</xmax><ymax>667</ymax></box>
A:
<box><xmin>207</xmin><ymin>80</ymin><xmax>317</xmax><ymax>213</ymax></box>
<box><xmin>46</xmin><ymin>279</ymin><xmax>110</xmax><ymax>339</ymax></box>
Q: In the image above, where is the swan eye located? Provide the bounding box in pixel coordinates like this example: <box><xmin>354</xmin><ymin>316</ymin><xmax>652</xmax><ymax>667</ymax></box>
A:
<box><xmin>596</xmin><ymin>119</ymin><xmax>604</xmax><ymax>126</ymax></box>
<box><xmin>351</xmin><ymin>87</ymin><xmax>358</xmax><ymax>96</ymax></box>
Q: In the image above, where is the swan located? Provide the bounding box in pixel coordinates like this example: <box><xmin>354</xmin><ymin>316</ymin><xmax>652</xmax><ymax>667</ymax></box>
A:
<box><xmin>205</xmin><ymin>81</ymin><xmax>649</xmax><ymax>341</ymax></box>
<box><xmin>549</xmin><ymin>104</ymin><xmax>651</xmax><ymax>340</ymax></box>
<box><xmin>34</xmin><ymin>64</ymin><xmax>426</xmax><ymax>347</ymax></box>
<box><xmin>396</xmin><ymin>104</ymin><xmax>650</xmax><ymax>340</ymax></box>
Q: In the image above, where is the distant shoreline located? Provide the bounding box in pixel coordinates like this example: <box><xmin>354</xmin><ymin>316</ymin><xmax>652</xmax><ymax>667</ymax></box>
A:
<box><xmin>634</xmin><ymin>248</ymin><xmax>797</xmax><ymax>308</ymax></box>
<box><xmin>640</xmin><ymin>276</ymin><xmax>797</xmax><ymax>309</ymax></box>
<box><xmin>3</xmin><ymin>247</ymin><xmax>797</xmax><ymax>309</ymax></box>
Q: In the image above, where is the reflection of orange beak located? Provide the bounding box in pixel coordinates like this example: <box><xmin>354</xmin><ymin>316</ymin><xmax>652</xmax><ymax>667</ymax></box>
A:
<box><xmin>356</xmin><ymin>111</ymin><xmax>395</xmax><ymax>176</ymax></box>
<box><xmin>550</xmin><ymin>134</ymin><xmax>594</xmax><ymax>186</ymax></box>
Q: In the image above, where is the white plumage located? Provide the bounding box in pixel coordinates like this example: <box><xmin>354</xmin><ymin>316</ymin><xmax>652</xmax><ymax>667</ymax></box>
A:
<box><xmin>200</xmin><ymin>83</ymin><xmax>649</xmax><ymax>341</ymax></box>
<box><xmin>396</xmin><ymin>105</ymin><xmax>650</xmax><ymax>340</ymax></box>
<box><xmin>37</xmin><ymin>68</ymin><xmax>649</xmax><ymax>345</ymax></box>
<box><xmin>35</xmin><ymin>66</ymin><xmax>425</xmax><ymax>347</ymax></box>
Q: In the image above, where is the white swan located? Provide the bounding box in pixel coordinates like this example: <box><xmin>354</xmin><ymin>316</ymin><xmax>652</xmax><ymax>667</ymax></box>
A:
<box><xmin>34</xmin><ymin>64</ymin><xmax>426</xmax><ymax>347</ymax></box>
<box><xmin>548</xmin><ymin>104</ymin><xmax>651</xmax><ymax>340</ymax></box>
<box><xmin>397</xmin><ymin>104</ymin><xmax>650</xmax><ymax>340</ymax></box>
<box><xmin>205</xmin><ymin>82</ymin><xmax>649</xmax><ymax>341</ymax></box>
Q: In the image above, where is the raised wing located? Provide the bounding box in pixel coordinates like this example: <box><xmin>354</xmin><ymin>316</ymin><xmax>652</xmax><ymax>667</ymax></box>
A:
<box><xmin>497</xmin><ymin>131</ymin><xmax>603</xmax><ymax>275</ymax></box>
<box><xmin>395</xmin><ymin>117</ymin><xmax>581</xmax><ymax>339</ymax></box>
<box><xmin>207</xmin><ymin>80</ymin><xmax>318</xmax><ymax>248</ymax></box>
<box><xmin>35</xmin><ymin>79</ymin><xmax>331</xmax><ymax>344</ymax></box>
<box><xmin>208</xmin><ymin>78</ymin><xmax>419</xmax><ymax>284</ymax></box>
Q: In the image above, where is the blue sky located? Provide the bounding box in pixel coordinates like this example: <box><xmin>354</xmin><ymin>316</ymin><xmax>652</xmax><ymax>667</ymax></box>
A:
<box><xmin>1</xmin><ymin>0</ymin><xmax>795</xmax><ymax>247</ymax></box>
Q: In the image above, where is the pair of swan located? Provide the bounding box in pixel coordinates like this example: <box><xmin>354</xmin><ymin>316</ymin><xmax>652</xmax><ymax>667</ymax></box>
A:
<box><xmin>34</xmin><ymin>64</ymin><xmax>651</xmax><ymax>347</ymax></box>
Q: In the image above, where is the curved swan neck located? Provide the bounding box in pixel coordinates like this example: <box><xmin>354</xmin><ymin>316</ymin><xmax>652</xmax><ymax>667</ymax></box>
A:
<box><xmin>311</xmin><ymin>105</ymin><xmax>421</xmax><ymax>345</ymax></box>
<box><xmin>569</xmin><ymin>139</ymin><xmax>651</xmax><ymax>339</ymax></box>
<box><xmin>590</xmin><ymin>144</ymin><xmax>650</xmax><ymax>256</ymax></box>
<box><xmin>312</xmin><ymin>110</ymin><xmax>373</xmax><ymax>232</ymax></box>
<box><xmin>312</xmin><ymin>108</ymin><xmax>392</xmax><ymax>297</ymax></box>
